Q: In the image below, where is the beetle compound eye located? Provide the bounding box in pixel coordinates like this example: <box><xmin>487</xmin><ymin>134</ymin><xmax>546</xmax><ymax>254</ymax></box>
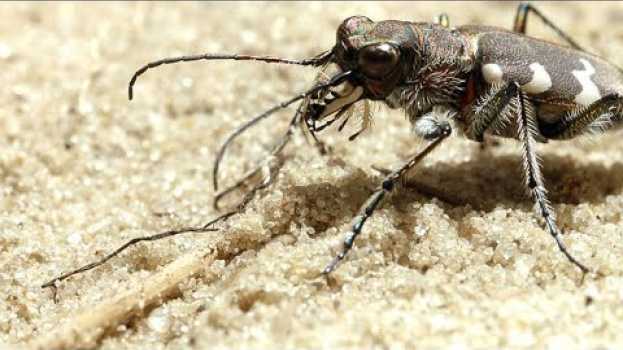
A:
<box><xmin>358</xmin><ymin>43</ymin><xmax>400</xmax><ymax>79</ymax></box>
<box><xmin>343</xmin><ymin>47</ymin><xmax>357</xmax><ymax>62</ymax></box>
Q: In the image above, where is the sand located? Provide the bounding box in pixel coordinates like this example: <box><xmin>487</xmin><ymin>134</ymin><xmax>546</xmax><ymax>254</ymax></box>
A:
<box><xmin>2</xmin><ymin>2</ymin><xmax>623</xmax><ymax>349</ymax></box>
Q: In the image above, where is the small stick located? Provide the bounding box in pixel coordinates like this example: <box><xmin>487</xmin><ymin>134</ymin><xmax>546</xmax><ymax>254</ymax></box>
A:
<box><xmin>31</xmin><ymin>247</ymin><xmax>218</xmax><ymax>350</ymax></box>
<box><xmin>34</xmin><ymin>164</ymin><xmax>284</xmax><ymax>349</ymax></box>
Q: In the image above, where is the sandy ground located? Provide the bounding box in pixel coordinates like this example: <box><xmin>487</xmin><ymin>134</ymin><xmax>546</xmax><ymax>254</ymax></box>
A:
<box><xmin>3</xmin><ymin>2</ymin><xmax>623</xmax><ymax>349</ymax></box>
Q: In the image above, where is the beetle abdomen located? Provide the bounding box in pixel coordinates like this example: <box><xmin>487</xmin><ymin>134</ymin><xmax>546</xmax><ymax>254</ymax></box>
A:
<box><xmin>468</xmin><ymin>29</ymin><xmax>623</xmax><ymax>119</ymax></box>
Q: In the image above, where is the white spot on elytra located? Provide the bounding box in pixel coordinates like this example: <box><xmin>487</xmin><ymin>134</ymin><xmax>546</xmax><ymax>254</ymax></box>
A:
<box><xmin>572</xmin><ymin>58</ymin><xmax>601</xmax><ymax>106</ymax></box>
<box><xmin>522</xmin><ymin>63</ymin><xmax>551</xmax><ymax>94</ymax></box>
<box><xmin>482</xmin><ymin>63</ymin><xmax>504</xmax><ymax>85</ymax></box>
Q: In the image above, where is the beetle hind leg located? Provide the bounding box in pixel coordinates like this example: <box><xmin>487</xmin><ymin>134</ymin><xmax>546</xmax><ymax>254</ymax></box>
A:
<box><xmin>539</xmin><ymin>94</ymin><xmax>623</xmax><ymax>139</ymax></box>
<box><xmin>514</xmin><ymin>2</ymin><xmax>584</xmax><ymax>52</ymax></box>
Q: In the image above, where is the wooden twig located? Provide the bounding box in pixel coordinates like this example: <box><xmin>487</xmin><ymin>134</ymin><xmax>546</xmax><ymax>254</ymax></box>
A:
<box><xmin>31</xmin><ymin>247</ymin><xmax>217</xmax><ymax>350</ymax></box>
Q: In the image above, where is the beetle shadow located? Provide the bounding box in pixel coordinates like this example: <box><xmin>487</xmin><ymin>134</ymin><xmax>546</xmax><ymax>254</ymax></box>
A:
<box><xmin>401</xmin><ymin>151</ymin><xmax>623</xmax><ymax>212</ymax></box>
<box><xmin>283</xmin><ymin>150</ymin><xmax>623</xmax><ymax>235</ymax></box>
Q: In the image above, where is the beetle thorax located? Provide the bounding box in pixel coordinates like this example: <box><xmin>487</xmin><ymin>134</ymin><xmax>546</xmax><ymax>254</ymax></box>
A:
<box><xmin>385</xmin><ymin>24</ymin><xmax>474</xmax><ymax>123</ymax></box>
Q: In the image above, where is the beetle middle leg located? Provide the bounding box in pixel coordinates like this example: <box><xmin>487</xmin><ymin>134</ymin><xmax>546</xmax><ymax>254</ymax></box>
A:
<box><xmin>465</xmin><ymin>82</ymin><xmax>519</xmax><ymax>141</ymax></box>
<box><xmin>539</xmin><ymin>93</ymin><xmax>623</xmax><ymax>139</ymax></box>
<box><xmin>513</xmin><ymin>2</ymin><xmax>584</xmax><ymax>51</ymax></box>
<box><xmin>514</xmin><ymin>85</ymin><xmax>589</xmax><ymax>274</ymax></box>
<box><xmin>323</xmin><ymin>123</ymin><xmax>451</xmax><ymax>274</ymax></box>
<box><xmin>467</xmin><ymin>81</ymin><xmax>589</xmax><ymax>274</ymax></box>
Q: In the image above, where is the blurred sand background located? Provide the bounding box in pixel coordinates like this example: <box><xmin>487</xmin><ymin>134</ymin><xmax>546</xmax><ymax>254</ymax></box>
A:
<box><xmin>2</xmin><ymin>2</ymin><xmax>623</xmax><ymax>349</ymax></box>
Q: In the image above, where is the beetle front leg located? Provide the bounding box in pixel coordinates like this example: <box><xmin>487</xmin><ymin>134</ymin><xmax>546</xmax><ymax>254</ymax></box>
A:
<box><xmin>515</xmin><ymin>85</ymin><xmax>589</xmax><ymax>274</ymax></box>
<box><xmin>513</xmin><ymin>2</ymin><xmax>584</xmax><ymax>51</ymax></box>
<box><xmin>539</xmin><ymin>93</ymin><xmax>623</xmax><ymax>139</ymax></box>
<box><xmin>322</xmin><ymin>123</ymin><xmax>451</xmax><ymax>274</ymax></box>
<box><xmin>412</xmin><ymin>105</ymin><xmax>457</xmax><ymax>140</ymax></box>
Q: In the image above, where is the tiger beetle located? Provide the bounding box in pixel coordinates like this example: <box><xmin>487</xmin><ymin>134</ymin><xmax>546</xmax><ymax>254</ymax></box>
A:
<box><xmin>43</xmin><ymin>3</ymin><xmax>622</xmax><ymax>293</ymax></box>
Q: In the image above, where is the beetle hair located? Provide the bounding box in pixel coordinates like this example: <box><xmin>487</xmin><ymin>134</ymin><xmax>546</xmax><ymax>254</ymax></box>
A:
<box><xmin>515</xmin><ymin>94</ymin><xmax>552</xmax><ymax>213</ymax></box>
<box><xmin>586</xmin><ymin>106</ymin><xmax>621</xmax><ymax>135</ymax></box>
<box><xmin>412</xmin><ymin>105</ymin><xmax>458</xmax><ymax>139</ymax></box>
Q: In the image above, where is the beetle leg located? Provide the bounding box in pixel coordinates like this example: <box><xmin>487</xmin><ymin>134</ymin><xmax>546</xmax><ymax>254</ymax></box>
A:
<box><xmin>433</xmin><ymin>13</ymin><xmax>450</xmax><ymax>28</ymax></box>
<box><xmin>213</xmin><ymin>101</ymin><xmax>307</xmax><ymax>209</ymax></box>
<box><xmin>514</xmin><ymin>2</ymin><xmax>584</xmax><ymax>51</ymax></box>
<box><xmin>465</xmin><ymin>82</ymin><xmax>518</xmax><ymax>142</ymax></box>
<box><xmin>514</xmin><ymin>83</ymin><xmax>589</xmax><ymax>274</ymax></box>
<box><xmin>412</xmin><ymin>105</ymin><xmax>457</xmax><ymax>140</ymax></box>
<box><xmin>539</xmin><ymin>94</ymin><xmax>623</xmax><ymax>139</ymax></box>
<box><xmin>322</xmin><ymin>123</ymin><xmax>451</xmax><ymax>274</ymax></box>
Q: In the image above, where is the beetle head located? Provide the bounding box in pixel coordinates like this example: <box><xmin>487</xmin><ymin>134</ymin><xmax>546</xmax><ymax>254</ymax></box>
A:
<box><xmin>305</xmin><ymin>16</ymin><xmax>417</xmax><ymax>128</ymax></box>
<box><xmin>334</xmin><ymin>16</ymin><xmax>407</xmax><ymax>99</ymax></box>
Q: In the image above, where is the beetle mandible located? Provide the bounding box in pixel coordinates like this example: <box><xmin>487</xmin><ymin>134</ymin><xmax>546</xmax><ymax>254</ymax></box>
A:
<box><xmin>43</xmin><ymin>3</ymin><xmax>622</xmax><ymax>292</ymax></box>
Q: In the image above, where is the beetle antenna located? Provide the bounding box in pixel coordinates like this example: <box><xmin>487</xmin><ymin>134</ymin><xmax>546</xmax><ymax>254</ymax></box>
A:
<box><xmin>212</xmin><ymin>70</ymin><xmax>352</xmax><ymax>191</ymax></box>
<box><xmin>128</xmin><ymin>51</ymin><xmax>332</xmax><ymax>100</ymax></box>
